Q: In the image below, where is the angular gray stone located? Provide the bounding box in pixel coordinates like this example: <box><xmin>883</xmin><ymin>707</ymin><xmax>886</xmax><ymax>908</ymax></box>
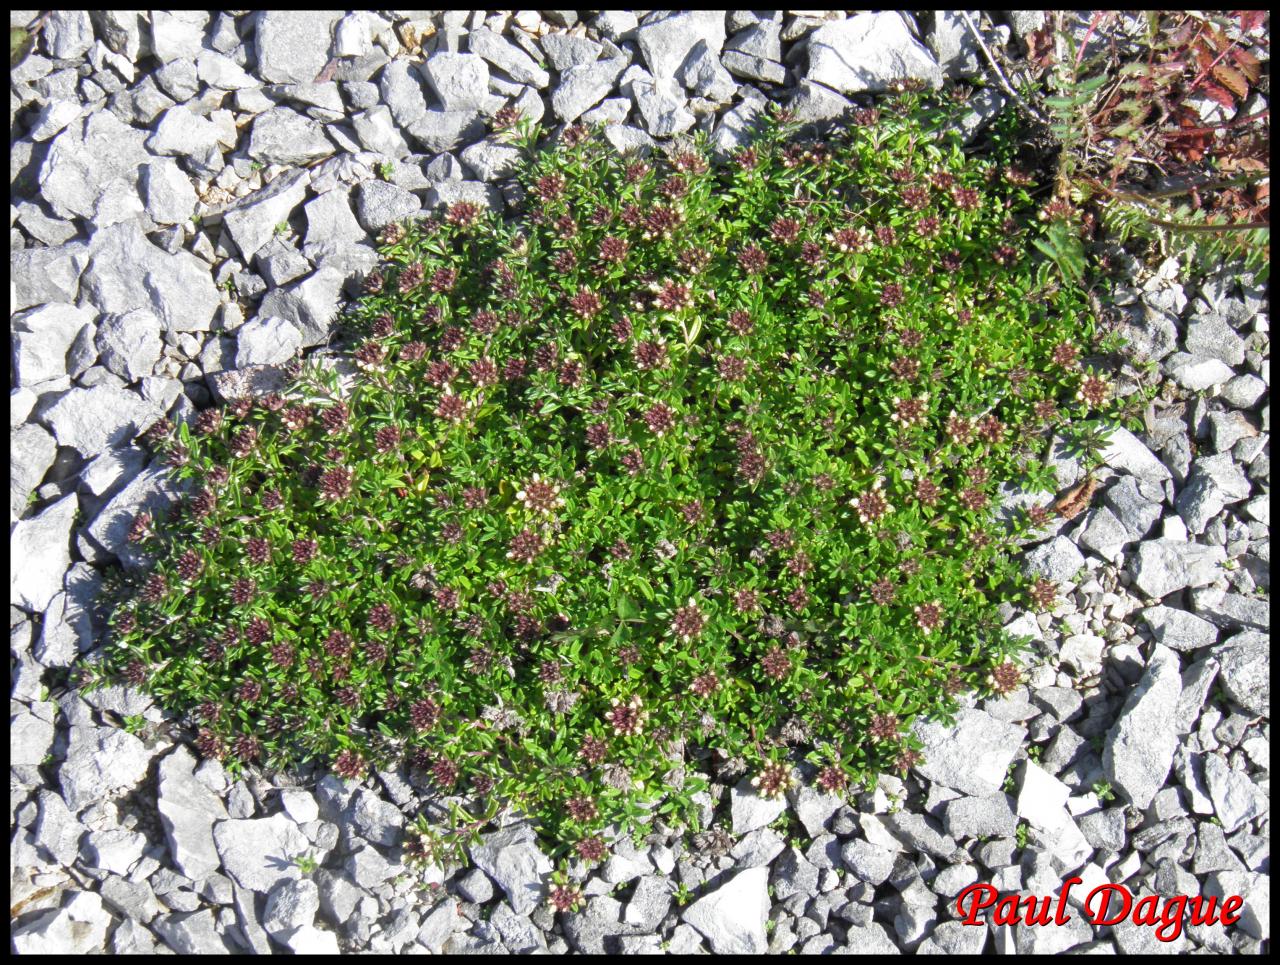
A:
<box><xmin>422</xmin><ymin>53</ymin><xmax>493</xmax><ymax>112</ymax></box>
<box><xmin>12</xmin><ymin>303</ymin><xmax>94</xmax><ymax>386</ymax></box>
<box><xmin>303</xmin><ymin>187</ymin><xmax>366</xmax><ymax>247</ymax></box>
<box><xmin>912</xmin><ymin>707</ymin><xmax>1026</xmax><ymax>796</ymax></box>
<box><xmin>11</xmin><ymin>242</ymin><xmax>91</xmax><ymax>313</ymax></box>
<box><xmin>489</xmin><ymin>900</ymin><xmax>546</xmax><ymax>952</ymax></box>
<box><xmin>148</xmin><ymin>105</ymin><xmax>226</xmax><ymax>160</ymax></box>
<box><xmin>1103</xmin><ymin>645</ymin><xmax>1182</xmax><ymax>809</ymax></box>
<box><xmin>10</xmin><ymin>710</ymin><xmax>56</xmax><ymax>768</ymax></box>
<box><xmin>943</xmin><ymin>793</ymin><xmax>1019</xmax><ymax>839</ymax></box>
<box><xmin>1118</xmin><ymin>304</ymin><xmax>1179</xmax><ymax>362</ymax></box>
<box><xmin>468</xmin><ymin>823</ymin><xmax>552</xmax><ymax>915</ymax></box>
<box><xmin>422</xmin><ymin>179</ymin><xmax>502</xmax><ymax>214</ymax></box>
<box><xmin>1202</xmin><ymin>753</ymin><xmax>1267</xmax><ymax>834</ymax></box>
<box><xmin>221</xmin><ymin>169</ymin><xmax>312</xmax><ymax>263</ymax></box>
<box><xmin>730</xmin><ymin>775</ymin><xmax>788</xmax><ymax>834</ymax></box>
<box><xmin>722</xmin><ymin>50</ymin><xmax>786</xmax><ymax>85</ymax></box>
<box><xmin>354</xmin><ymin>179</ymin><xmax>420</xmax><ymax>233</ymax></box>
<box><xmin>12</xmin><ymin>890</ymin><xmax>113</xmax><ymax>954</ymax></box>
<box><xmin>1186</xmin><ymin>313</ymin><xmax>1247</xmax><ymax>367</ymax></box>
<box><xmin>35</xmin><ymin>564</ymin><xmax>102</xmax><ymax>665</ymax></box>
<box><xmin>927</xmin><ymin>10</ymin><xmax>985</xmax><ymax>79</ymax></box>
<box><xmin>459</xmin><ymin>139</ymin><xmax>522</xmax><ymax>181</ymax></box>
<box><xmin>236</xmin><ymin>315</ymin><xmax>302</xmax><ymax>368</ymax></box>
<box><xmin>681</xmin><ymin>866</ymin><xmax>769</xmax><ymax>954</ymax></box>
<box><xmin>730</xmin><ymin>827</ymin><xmax>785</xmax><ymax>868</ymax></box>
<box><xmin>807</xmin><ymin>13</ymin><xmax>943</xmax><ymax>93</ymax></box>
<box><xmin>43</xmin><ymin>9</ymin><xmax>95</xmax><ymax>59</ymax></box>
<box><xmin>157</xmin><ymin>745</ymin><xmax>230</xmax><ymax>881</ymax></box>
<box><xmin>41</xmin><ymin>383</ymin><xmax>158</xmax><ymax>457</ymax></box>
<box><xmin>263</xmin><ymin>878</ymin><xmax>320</xmax><ymax>938</ymax></box>
<box><xmin>404</xmin><ymin>108</ymin><xmax>485</xmax><ymax>154</ymax></box>
<box><xmin>1214</xmin><ymin>631</ymin><xmax>1268</xmax><ymax>716</ymax></box>
<box><xmin>1102</xmin><ymin>476</ymin><xmax>1162</xmax><ymax>539</ymax></box>
<box><xmin>379</xmin><ymin>58</ymin><xmax>429</xmax><ymax>130</ymax></box>
<box><xmin>247</xmin><ymin>107</ymin><xmax>335</xmax><ymax>167</ymax></box>
<box><xmin>541</xmin><ymin>32</ymin><xmax>603</xmax><ymax>71</ymax></box>
<box><xmin>29</xmin><ymin>99</ymin><xmax>84</xmax><ymax>142</ymax></box>
<box><xmin>39</xmin><ymin>102</ymin><xmax>151</xmax><ymax>221</ymax></box>
<box><xmin>678</xmin><ymin>40</ymin><xmax>738</xmax><ymax>101</ymax></box>
<box><xmin>1076</xmin><ymin>506</ymin><xmax>1132</xmax><ymax>562</ymax></box>
<box><xmin>1142</xmin><ymin>605</ymin><xmax>1219</xmax><ymax>651</ymax></box>
<box><xmin>141</xmin><ymin>157</ymin><xmax>198</xmax><ymax>225</ymax></box>
<box><xmin>348</xmin><ymin>786</ymin><xmax>403</xmax><ymax>847</ymax></box>
<box><xmin>149</xmin><ymin>10</ymin><xmax>206</xmax><ymax>63</ymax></box>
<box><xmin>153</xmin><ymin>909</ymin><xmax>237</xmax><ymax>954</ymax></box>
<box><xmin>33</xmin><ymin>787</ymin><xmax>87</xmax><ymax>865</ymax></box>
<box><xmin>81</xmin><ymin>828</ymin><xmax>148</xmax><ymax>875</ymax></box>
<box><xmin>60</xmin><ymin>724</ymin><xmax>153</xmax><ymax>812</ymax></box>
<box><xmin>467</xmin><ymin>27</ymin><xmax>550</xmax><ymax>87</ymax></box>
<box><xmin>99</xmin><ymin>875</ymin><xmax>163</xmax><ymax>923</ymax></box>
<box><xmin>841</xmin><ymin>839</ymin><xmax>896</xmax><ymax>885</ymax></box>
<box><xmin>637</xmin><ymin>10</ymin><xmax>726</xmax><ymax>81</ymax></box>
<box><xmin>417</xmin><ymin>897</ymin><xmax>462</xmax><ymax>952</ymax></box>
<box><xmin>551</xmin><ymin>57</ymin><xmax>628</xmax><ymax>122</ymax></box>
<box><xmin>1130</xmin><ymin>539</ymin><xmax>1227</xmax><ymax>599</ymax></box>
<box><xmin>197</xmin><ymin>49</ymin><xmax>259</xmax><ymax>90</ymax></box>
<box><xmin>351</xmin><ymin>105</ymin><xmax>411</xmax><ymax>158</ymax></box>
<box><xmin>80</xmin><ymin>219</ymin><xmax>221</xmax><ymax>331</ymax></box>
<box><xmin>11</xmin><ymin>492</ymin><xmax>78</xmax><ymax>612</ymax></box>
<box><xmin>11</xmin><ymin>423</ymin><xmax>57</xmax><ymax>520</ymax></box>
<box><xmin>96</xmin><ymin>309</ymin><xmax>163</xmax><ymax>383</ymax></box>
<box><xmin>789</xmin><ymin>782</ymin><xmax>844</xmax><ymax>837</ymax></box>
<box><xmin>1023</xmin><ymin>535</ymin><xmax>1085</xmax><ymax>583</ymax></box>
<box><xmin>770</xmin><ymin>847</ymin><xmax>819</xmax><ymax>901</ymax></box>
<box><xmin>1166</xmin><ymin>352</ymin><xmax>1234</xmax><ymax>391</ymax></box>
<box><xmin>1100</xmin><ymin>426</ymin><xmax>1173</xmax><ymax>483</ymax></box>
<box><xmin>632</xmin><ymin>73</ymin><xmax>696</xmax><ymax>136</ymax></box>
<box><xmin>617</xmin><ymin>875</ymin><xmax>671</xmax><ymax>930</ymax></box>
<box><xmin>213</xmin><ymin>814</ymin><xmax>310</xmax><ymax>893</ymax></box>
<box><xmin>84</xmin><ymin>462</ymin><xmax>188</xmax><ymax>569</ymax></box>
<box><xmin>561</xmin><ymin>894</ymin><xmax>636</xmax><ymax>953</ymax></box>
<box><xmin>254</xmin><ymin>10</ymin><xmax>343</xmax><ymax>85</ymax></box>
<box><xmin>1175</xmin><ymin>454</ymin><xmax>1252</xmax><ymax>533</ymax></box>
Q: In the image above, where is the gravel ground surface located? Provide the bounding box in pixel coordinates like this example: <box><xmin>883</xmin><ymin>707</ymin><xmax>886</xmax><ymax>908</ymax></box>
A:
<box><xmin>10</xmin><ymin>10</ymin><xmax>1270</xmax><ymax>954</ymax></box>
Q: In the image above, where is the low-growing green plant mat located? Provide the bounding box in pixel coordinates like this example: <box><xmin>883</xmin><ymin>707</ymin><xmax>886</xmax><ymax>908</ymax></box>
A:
<box><xmin>90</xmin><ymin>91</ymin><xmax>1118</xmax><ymax>875</ymax></box>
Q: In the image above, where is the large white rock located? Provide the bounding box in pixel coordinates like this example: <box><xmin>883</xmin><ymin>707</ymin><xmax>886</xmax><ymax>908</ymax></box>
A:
<box><xmin>681</xmin><ymin>866</ymin><xmax>769</xmax><ymax>953</ymax></box>
<box><xmin>11</xmin><ymin>492</ymin><xmax>78</xmax><ymax>612</ymax></box>
<box><xmin>806</xmin><ymin>13</ymin><xmax>944</xmax><ymax>94</ymax></box>
<box><xmin>1102</xmin><ymin>645</ymin><xmax>1182</xmax><ymax>809</ymax></box>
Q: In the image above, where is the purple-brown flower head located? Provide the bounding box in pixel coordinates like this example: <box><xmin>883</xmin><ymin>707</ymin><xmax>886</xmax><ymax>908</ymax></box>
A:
<box><xmin>890</xmin><ymin>393</ymin><xmax>929</xmax><ymax>427</ymax></box>
<box><xmin>642</xmin><ymin>401</ymin><xmax>676</xmax><ymax>436</ymax></box>
<box><xmin>566</xmin><ymin>795</ymin><xmax>599</xmax><ymax>823</ymax></box>
<box><xmin>507</xmin><ymin>528</ymin><xmax>546</xmax><ymax>564</ymax></box>
<box><xmin>738</xmin><ymin>244</ymin><xmax>768</xmax><ymax>274</ymax></box>
<box><xmin>1076</xmin><ymin>373</ymin><xmax>1110</xmax><ymax>408</ymax></box>
<box><xmin>633</xmin><ymin>339</ymin><xmax>669</xmax><ymax>371</ymax></box>
<box><xmin>750</xmin><ymin>761</ymin><xmax>795</xmax><ymax>799</ymax></box>
<box><xmin>761</xmin><ymin>646</ymin><xmax>791</xmax><ymax>680</ymax></box>
<box><xmin>913</xmin><ymin>601</ymin><xmax>943</xmax><ymax>635</ymax></box>
<box><xmin>410</xmin><ymin>696</ymin><xmax>441</xmax><ymax>732</ymax></box>
<box><xmin>333</xmin><ymin>748</ymin><xmax>367</xmax><ymax>780</ymax></box>
<box><xmin>690</xmin><ymin>671</ymin><xmax>720</xmax><ymax>697</ymax></box>
<box><xmin>1029</xmin><ymin>578</ymin><xmax>1058</xmax><ymax>610</ymax></box>
<box><xmin>852</xmin><ymin>481</ymin><xmax>893</xmax><ymax>524</ymax></box>
<box><xmin>569</xmin><ymin>287</ymin><xmax>602</xmax><ymax>319</ymax></box>
<box><xmin>604</xmin><ymin>695</ymin><xmax>648</xmax><ymax>737</ymax></box>
<box><xmin>671</xmin><ymin>599</ymin><xmax>706</xmax><ymax>641</ymax></box>
<box><xmin>516</xmin><ymin>473</ymin><xmax>565</xmax><ymax>514</ymax></box>
<box><xmin>318</xmin><ymin>466</ymin><xmax>354</xmax><ymax>501</ymax></box>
